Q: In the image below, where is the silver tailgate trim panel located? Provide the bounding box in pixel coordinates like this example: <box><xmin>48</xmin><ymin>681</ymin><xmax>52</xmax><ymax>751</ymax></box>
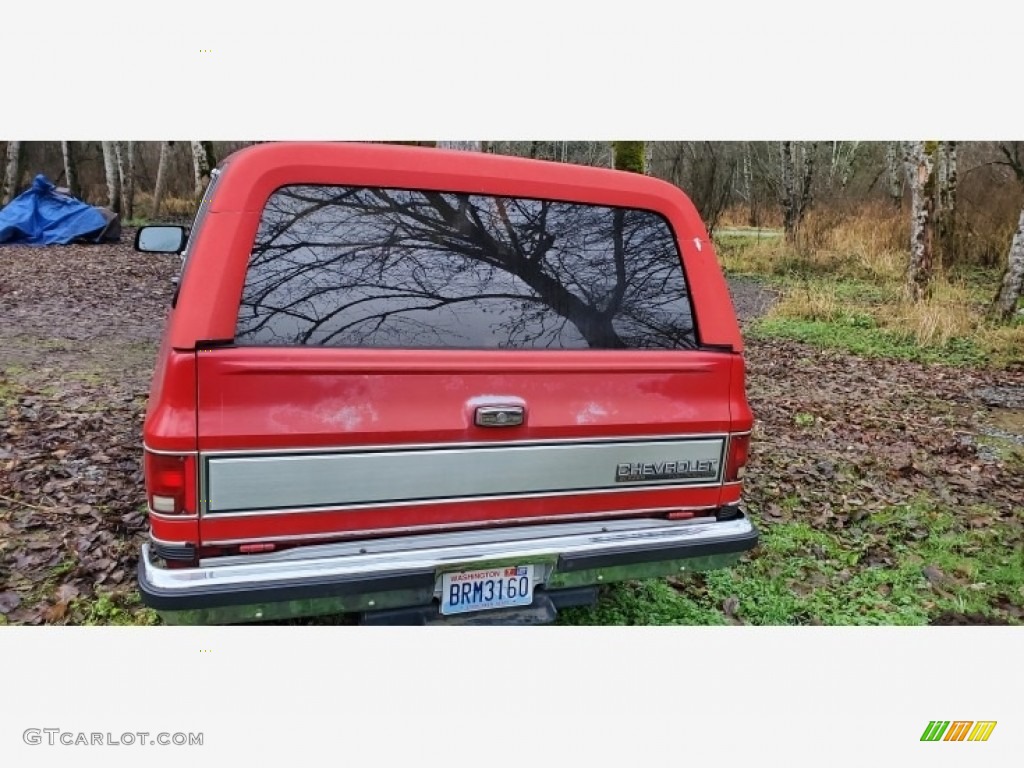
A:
<box><xmin>202</xmin><ymin>436</ymin><xmax>725</xmax><ymax>514</ymax></box>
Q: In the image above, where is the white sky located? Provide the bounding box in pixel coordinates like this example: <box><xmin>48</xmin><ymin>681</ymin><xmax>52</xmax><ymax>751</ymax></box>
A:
<box><xmin>4</xmin><ymin>0</ymin><xmax>1020</xmax><ymax>140</ymax></box>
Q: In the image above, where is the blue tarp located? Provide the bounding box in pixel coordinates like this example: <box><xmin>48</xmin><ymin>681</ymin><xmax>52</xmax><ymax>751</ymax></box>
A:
<box><xmin>0</xmin><ymin>174</ymin><xmax>111</xmax><ymax>246</ymax></box>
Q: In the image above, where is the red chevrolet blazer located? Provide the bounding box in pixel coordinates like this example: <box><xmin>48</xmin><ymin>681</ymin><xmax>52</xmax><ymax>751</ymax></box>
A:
<box><xmin>133</xmin><ymin>142</ymin><xmax>757</xmax><ymax>624</ymax></box>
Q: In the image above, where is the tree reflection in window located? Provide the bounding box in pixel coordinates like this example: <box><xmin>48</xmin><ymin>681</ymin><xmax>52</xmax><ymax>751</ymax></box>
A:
<box><xmin>235</xmin><ymin>185</ymin><xmax>698</xmax><ymax>350</ymax></box>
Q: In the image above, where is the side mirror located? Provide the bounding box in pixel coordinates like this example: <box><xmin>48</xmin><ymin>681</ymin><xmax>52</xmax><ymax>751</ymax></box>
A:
<box><xmin>135</xmin><ymin>225</ymin><xmax>187</xmax><ymax>254</ymax></box>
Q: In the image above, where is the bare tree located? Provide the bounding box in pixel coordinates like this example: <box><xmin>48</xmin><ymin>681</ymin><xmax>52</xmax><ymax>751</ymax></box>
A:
<box><xmin>3</xmin><ymin>141</ymin><xmax>21</xmax><ymax>205</ymax></box>
<box><xmin>937</xmin><ymin>141</ymin><xmax>957</xmax><ymax>211</ymax></box>
<box><xmin>906</xmin><ymin>141</ymin><xmax>938</xmax><ymax>301</ymax></box>
<box><xmin>742</xmin><ymin>142</ymin><xmax>757</xmax><ymax>226</ymax></box>
<box><xmin>886</xmin><ymin>142</ymin><xmax>903</xmax><ymax>208</ymax></box>
<box><xmin>115</xmin><ymin>141</ymin><xmax>136</xmax><ymax>220</ymax></box>
<box><xmin>988</xmin><ymin>142</ymin><xmax>1024</xmax><ymax>319</ymax></box>
<box><xmin>799</xmin><ymin>143</ymin><xmax>816</xmax><ymax>216</ymax></box>
<box><xmin>781</xmin><ymin>142</ymin><xmax>794</xmax><ymax>231</ymax></box>
<box><xmin>995</xmin><ymin>142</ymin><xmax>1024</xmax><ymax>185</ymax></box>
<box><xmin>101</xmin><ymin>141</ymin><xmax>121</xmax><ymax>213</ymax></box>
<box><xmin>61</xmin><ymin>141</ymin><xmax>80</xmax><ymax>198</ymax></box>
<box><xmin>190</xmin><ymin>141</ymin><xmax>212</xmax><ymax>200</ymax></box>
<box><xmin>652</xmin><ymin>142</ymin><xmax>736</xmax><ymax>236</ymax></box>
<box><xmin>990</xmin><ymin>207</ymin><xmax>1024</xmax><ymax>322</ymax></box>
<box><xmin>827</xmin><ymin>141</ymin><xmax>859</xmax><ymax>190</ymax></box>
<box><xmin>780</xmin><ymin>141</ymin><xmax>816</xmax><ymax>241</ymax></box>
<box><xmin>437</xmin><ymin>141</ymin><xmax>483</xmax><ymax>151</ymax></box>
<box><xmin>152</xmin><ymin>141</ymin><xmax>173</xmax><ymax>218</ymax></box>
<box><xmin>935</xmin><ymin>141</ymin><xmax>958</xmax><ymax>262</ymax></box>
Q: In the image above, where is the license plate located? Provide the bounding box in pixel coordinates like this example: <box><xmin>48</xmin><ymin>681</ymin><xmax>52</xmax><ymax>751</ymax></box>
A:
<box><xmin>440</xmin><ymin>565</ymin><xmax>535</xmax><ymax>615</ymax></box>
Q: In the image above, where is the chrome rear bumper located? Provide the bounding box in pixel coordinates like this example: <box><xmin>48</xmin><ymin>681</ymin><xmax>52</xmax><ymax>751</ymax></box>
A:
<box><xmin>138</xmin><ymin>513</ymin><xmax>758</xmax><ymax>624</ymax></box>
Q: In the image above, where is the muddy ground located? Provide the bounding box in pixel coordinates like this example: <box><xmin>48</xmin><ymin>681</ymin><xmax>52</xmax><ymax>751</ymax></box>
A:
<box><xmin>0</xmin><ymin>236</ymin><xmax>1021</xmax><ymax>624</ymax></box>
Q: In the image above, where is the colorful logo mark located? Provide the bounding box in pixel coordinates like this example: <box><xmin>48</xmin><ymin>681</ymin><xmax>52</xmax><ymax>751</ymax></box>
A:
<box><xmin>920</xmin><ymin>721</ymin><xmax>997</xmax><ymax>742</ymax></box>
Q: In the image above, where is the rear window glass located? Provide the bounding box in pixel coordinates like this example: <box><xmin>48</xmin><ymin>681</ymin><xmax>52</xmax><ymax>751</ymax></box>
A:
<box><xmin>235</xmin><ymin>185</ymin><xmax>698</xmax><ymax>350</ymax></box>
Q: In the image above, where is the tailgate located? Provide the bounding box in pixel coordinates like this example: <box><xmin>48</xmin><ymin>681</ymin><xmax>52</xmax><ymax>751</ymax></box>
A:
<box><xmin>193</xmin><ymin>180</ymin><xmax>739</xmax><ymax>547</ymax></box>
<box><xmin>195</xmin><ymin>348</ymin><xmax>734</xmax><ymax>546</ymax></box>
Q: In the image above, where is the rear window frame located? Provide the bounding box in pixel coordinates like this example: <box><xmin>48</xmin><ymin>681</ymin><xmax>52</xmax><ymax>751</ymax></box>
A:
<box><xmin>230</xmin><ymin>182</ymin><xmax>707</xmax><ymax>352</ymax></box>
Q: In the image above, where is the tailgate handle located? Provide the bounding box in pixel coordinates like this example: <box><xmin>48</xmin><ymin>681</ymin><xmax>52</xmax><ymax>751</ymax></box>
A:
<box><xmin>475</xmin><ymin>405</ymin><xmax>525</xmax><ymax>427</ymax></box>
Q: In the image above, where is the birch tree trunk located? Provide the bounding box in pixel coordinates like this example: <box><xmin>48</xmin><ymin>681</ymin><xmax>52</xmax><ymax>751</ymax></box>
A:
<box><xmin>778</xmin><ymin>142</ymin><xmax>818</xmax><ymax>241</ymax></box>
<box><xmin>124</xmin><ymin>141</ymin><xmax>135</xmax><ymax>220</ymax></box>
<box><xmin>612</xmin><ymin>142</ymin><xmax>645</xmax><ymax>174</ymax></box>
<box><xmin>101</xmin><ymin>141</ymin><xmax>121</xmax><ymax>213</ymax></box>
<box><xmin>936</xmin><ymin>141</ymin><xmax>958</xmax><ymax>265</ymax></box>
<box><xmin>114</xmin><ymin>142</ymin><xmax>136</xmax><ymax>220</ymax></box>
<box><xmin>191</xmin><ymin>141</ymin><xmax>212</xmax><ymax>200</ymax></box>
<box><xmin>839</xmin><ymin>141</ymin><xmax>858</xmax><ymax>189</ymax></box>
<box><xmin>61</xmin><ymin>141</ymin><xmax>80</xmax><ymax>198</ymax></box>
<box><xmin>152</xmin><ymin>141</ymin><xmax>173</xmax><ymax>219</ymax></box>
<box><xmin>906</xmin><ymin>141</ymin><xmax>938</xmax><ymax>302</ymax></box>
<box><xmin>944</xmin><ymin>141</ymin><xmax>957</xmax><ymax>214</ymax></box>
<box><xmin>114</xmin><ymin>142</ymin><xmax>126</xmax><ymax>215</ymax></box>
<box><xmin>990</xmin><ymin>206</ymin><xmax>1024</xmax><ymax>322</ymax></box>
<box><xmin>3</xmin><ymin>141</ymin><xmax>21</xmax><ymax>205</ymax></box>
<box><xmin>780</xmin><ymin>141</ymin><xmax>796</xmax><ymax>240</ymax></box>
<box><xmin>743</xmin><ymin>142</ymin><xmax>757</xmax><ymax>226</ymax></box>
<box><xmin>886</xmin><ymin>142</ymin><xmax>903</xmax><ymax>208</ymax></box>
<box><xmin>798</xmin><ymin>142</ymin><xmax>817</xmax><ymax>219</ymax></box>
<box><xmin>586</xmin><ymin>141</ymin><xmax>609</xmax><ymax>167</ymax></box>
<box><xmin>901</xmin><ymin>141</ymin><xmax>915</xmax><ymax>190</ymax></box>
<box><xmin>937</xmin><ymin>143</ymin><xmax>949</xmax><ymax>206</ymax></box>
<box><xmin>941</xmin><ymin>142</ymin><xmax>957</xmax><ymax>215</ymax></box>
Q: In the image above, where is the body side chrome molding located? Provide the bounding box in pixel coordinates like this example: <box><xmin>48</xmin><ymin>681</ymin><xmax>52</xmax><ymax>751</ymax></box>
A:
<box><xmin>143</xmin><ymin>444</ymin><xmax>199</xmax><ymax>456</ymax></box>
<box><xmin>148</xmin><ymin>507</ymin><xmax>200</xmax><ymax>521</ymax></box>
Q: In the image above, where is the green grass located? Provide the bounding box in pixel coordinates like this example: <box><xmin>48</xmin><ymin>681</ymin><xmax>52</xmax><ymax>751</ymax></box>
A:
<box><xmin>0</xmin><ymin>379</ymin><xmax>21</xmax><ymax>406</ymax></box>
<box><xmin>70</xmin><ymin>592</ymin><xmax>160</xmax><ymax>626</ymax></box>
<box><xmin>559</xmin><ymin>499</ymin><xmax>1024</xmax><ymax>626</ymax></box>
<box><xmin>793</xmin><ymin>412</ymin><xmax>817</xmax><ymax>428</ymax></box>
<box><xmin>748</xmin><ymin>316</ymin><xmax>989</xmax><ymax>366</ymax></box>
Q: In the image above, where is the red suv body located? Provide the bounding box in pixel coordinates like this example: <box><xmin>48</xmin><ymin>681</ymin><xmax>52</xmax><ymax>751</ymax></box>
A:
<box><xmin>134</xmin><ymin>142</ymin><xmax>757</xmax><ymax>625</ymax></box>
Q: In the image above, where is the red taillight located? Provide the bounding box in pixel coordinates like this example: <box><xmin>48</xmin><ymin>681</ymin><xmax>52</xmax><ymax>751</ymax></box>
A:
<box><xmin>144</xmin><ymin>451</ymin><xmax>196</xmax><ymax>515</ymax></box>
<box><xmin>666</xmin><ymin>511</ymin><xmax>696</xmax><ymax>520</ymax></box>
<box><xmin>725</xmin><ymin>433</ymin><xmax>751</xmax><ymax>483</ymax></box>
<box><xmin>239</xmin><ymin>543</ymin><xmax>276</xmax><ymax>554</ymax></box>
